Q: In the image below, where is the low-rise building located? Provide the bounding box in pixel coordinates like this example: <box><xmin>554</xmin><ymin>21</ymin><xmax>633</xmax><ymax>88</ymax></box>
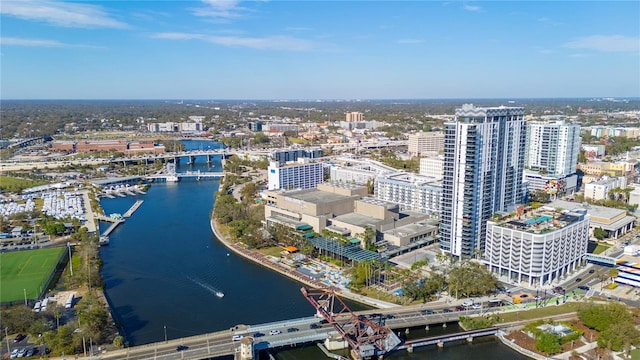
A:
<box><xmin>484</xmin><ymin>207</ymin><xmax>590</xmax><ymax>286</ymax></box>
<box><xmin>419</xmin><ymin>156</ymin><xmax>443</xmax><ymax>179</ymax></box>
<box><xmin>549</xmin><ymin>200</ymin><xmax>636</xmax><ymax>239</ymax></box>
<box><xmin>584</xmin><ymin>176</ymin><xmax>627</xmax><ymax>201</ymax></box>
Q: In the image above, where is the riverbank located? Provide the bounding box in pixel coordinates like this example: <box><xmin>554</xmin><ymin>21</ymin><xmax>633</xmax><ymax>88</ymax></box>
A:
<box><xmin>209</xmin><ymin>219</ymin><xmax>398</xmax><ymax>309</ymax></box>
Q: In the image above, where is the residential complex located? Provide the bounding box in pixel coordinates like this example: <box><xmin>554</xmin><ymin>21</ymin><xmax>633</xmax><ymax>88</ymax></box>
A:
<box><xmin>524</xmin><ymin>121</ymin><xmax>581</xmax><ymax>177</ymax></box>
<box><xmin>484</xmin><ymin>207</ymin><xmax>589</xmax><ymax>286</ymax></box>
<box><xmin>407</xmin><ymin>132</ymin><xmax>444</xmax><ymax>157</ymax></box>
<box><xmin>439</xmin><ymin>104</ymin><xmax>527</xmax><ymax>258</ymax></box>
<box><xmin>375</xmin><ymin>173</ymin><xmax>442</xmax><ymax>216</ymax></box>
<box><xmin>267</xmin><ymin>159</ymin><xmax>324</xmax><ymax>190</ymax></box>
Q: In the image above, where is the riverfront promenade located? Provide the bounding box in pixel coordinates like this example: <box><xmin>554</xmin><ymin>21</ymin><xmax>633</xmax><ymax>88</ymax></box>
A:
<box><xmin>209</xmin><ymin>220</ymin><xmax>399</xmax><ymax>309</ymax></box>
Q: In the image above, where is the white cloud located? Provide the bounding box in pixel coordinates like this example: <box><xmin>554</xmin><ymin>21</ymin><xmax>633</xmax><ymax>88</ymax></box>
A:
<box><xmin>569</xmin><ymin>53</ymin><xmax>589</xmax><ymax>58</ymax></box>
<box><xmin>191</xmin><ymin>0</ymin><xmax>249</xmax><ymax>20</ymax></box>
<box><xmin>0</xmin><ymin>36</ymin><xmax>102</xmax><ymax>48</ymax></box>
<box><xmin>462</xmin><ymin>4</ymin><xmax>483</xmax><ymax>12</ymax></box>
<box><xmin>0</xmin><ymin>0</ymin><xmax>129</xmax><ymax>29</ymax></box>
<box><xmin>152</xmin><ymin>32</ymin><xmax>315</xmax><ymax>51</ymax></box>
<box><xmin>564</xmin><ymin>35</ymin><xmax>640</xmax><ymax>52</ymax></box>
<box><xmin>397</xmin><ymin>39</ymin><xmax>424</xmax><ymax>44</ymax></box>
<box><xmin>537</xmin><ymin>17</ymin><xmax>562</xmax><ymax>26</ymax></box>
<box><xmin>285</xmin><ymin>27</ymin><xmax>312</xmax><ymax>32</ymax></box>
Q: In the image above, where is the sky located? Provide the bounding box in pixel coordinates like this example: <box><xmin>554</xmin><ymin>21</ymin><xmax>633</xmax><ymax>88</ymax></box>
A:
<box><xmin>1</xmin><ymin>1</ymin><xmax>639</xmax><ymax>100</ymax></box>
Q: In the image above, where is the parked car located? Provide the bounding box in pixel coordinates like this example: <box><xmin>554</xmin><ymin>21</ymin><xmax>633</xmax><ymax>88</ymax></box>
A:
<box><xmin>471</xmin><ymin>304</ymin><xmax>482</xmax><ymax>309</ymax></box>
<box><xmin>421</xmin><ymin>309</ymin><xmax>434</xmax><ymax>315</ymax></box>
<box><xmin>310</xmin><ymin>324</ymin><xmax>321</xmax><ymax>329</ymax></box>
<box><xmin>287</xmin><ymin>327</ymin><xmax>299</xmax><ymax>333</ymax></box>
<box><xmin>176</xmin><ymin>345</ymin><xmax>188</xmax><ymax>351</ymax></box>
<box><xmin>455</xmin><ymin>305</ymin><xmax>465</xmax><ymax>311</ymax></box>
<box><xmin>13</xmin><ymin>334</ymin><xmax>25</xmax><ymax>343</ymax></box>
<box><xmin>575</xmin><ymin>278</ymin><xmax>583</xmax><ymax>282</ymax></box>
<box><xmin>269</xmin><ymin>330</ymin><xmax>281</xmax><ymax>335</ymax></box>
<box><xmin>253</xmin><ymin>332</ymin><xmax>264</xmax><ymax>338</ymax></box>
<box><xmin>232</xmin><ymin>335</ymin><xmax>244</xmax><ymax>341</ymax></box>
<box><xmin>589</xmin><ymin>269</ymin><xmax>595</xmax><ymax>274</ymax></box>
<box><xmin>578</xmin><ymin>285</ymin><xmax>590</xmax><ymax>291</ymax></box>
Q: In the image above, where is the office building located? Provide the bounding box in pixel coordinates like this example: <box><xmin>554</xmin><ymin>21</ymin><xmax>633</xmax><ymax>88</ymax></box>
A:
<box><xmin>440</xmin><ymin>104</ymin><xmax>527</xmax><ymax>258</ymax></box>
<box><xmin>484</xmin><ymin>207</ymin><xmax>589</xmax><ymax>286</ymax></box>
<box><xmin>525</xmin><ymin>121</ymin><xmax>581</xmax><ymax>177</ymax></box>
<box><xmin>267</xmin><ymin>159</ymin><xmax>324</xmax><ymax>190</ymax></box>
<box><xmin>408</xmin><ymin>132</ymin><xmax>444</xmax><ymax>157</ymax></box>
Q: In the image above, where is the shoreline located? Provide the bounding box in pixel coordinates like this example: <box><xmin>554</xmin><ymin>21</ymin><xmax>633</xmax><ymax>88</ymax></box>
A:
<box><xmin>208</xmin><ymin>219</ymin><xmax>398</xmax><ymax>309</ymax></box>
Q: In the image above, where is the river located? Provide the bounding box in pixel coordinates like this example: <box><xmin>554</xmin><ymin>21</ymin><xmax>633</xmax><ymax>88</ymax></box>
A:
<box><xmin>99</xmin><ymin>140</ymin><xmax>529</xmax><ymax>359</ymax></box>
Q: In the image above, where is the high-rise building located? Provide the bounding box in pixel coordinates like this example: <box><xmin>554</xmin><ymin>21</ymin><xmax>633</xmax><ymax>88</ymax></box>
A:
<box><xmin>407</xmin><ymin>132</ymin><xmax>444</xmax><ymax>157</ymax></box>
<box><xmin>525</xmin><ymin>121</ymin><xmax>581</xmax><ymax>177</ymax></box>
<box><xmin>439</xmin><ymin>104</ymin><xmax>527</xmax><ymax>258</ymax></box>
<box><xmin>345</xmin><ymin>112</ymin><xmax>363</xmax><ymax>122</ymax></box>
<box><xmin>267</xmin><ymin>159</ymin><xmax>324</xmax><ymax>190</ymax></box>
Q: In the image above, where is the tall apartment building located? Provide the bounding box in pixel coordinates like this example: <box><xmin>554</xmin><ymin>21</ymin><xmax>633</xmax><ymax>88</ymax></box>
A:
<box><xmin>345</xmin><ymin>112</ymin><xmax>363</xmax><ymax>122</ymax></box>
<box><xmin>267</xmin><ymin>159</ymin><xmax>324</xmax><ymax>190</ymax></box>
<box><xmin>525</xmin><ymin>121</ymin><xmax>581</xmax><ymax>177</ymax></box>
<box><xmin>408</xmin><ymin>132</ymin><xmax>445</xmax><ymax>157</ymax></box>
<box><xmin>375</xmin><ymin>173</ymin><xmax>442</xmax><ymax>216</ymax></box>
<box><xmin>440</xmin><ymin>104</ymin><xmax>527</xmax><ymax>258</ymax></box>
<box><xmin>484</xmin><ymin>208</ymin><xmax>589</xmax><ymax>286</ymax></box>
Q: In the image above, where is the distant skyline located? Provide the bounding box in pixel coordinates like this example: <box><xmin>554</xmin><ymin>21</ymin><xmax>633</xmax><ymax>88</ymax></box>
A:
<box><xmin>1</xmin><ymin>1</ymin><xmax>639</xmax><ymax>100</ymax></box>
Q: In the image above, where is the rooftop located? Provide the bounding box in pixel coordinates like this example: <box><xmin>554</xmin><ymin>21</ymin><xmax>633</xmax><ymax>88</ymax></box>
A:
<box><xmin>383</xmin><ymin>220</ymin><xmax>438</xmax><ymax>238</ymax></box>
<box><xmin>285</xmin><ymin>188</ymin><xmax>354</xmax><ymax>205</ymax></box>
<box><xmin>491</xmin><ymin>207</ymin><xmax>586</xmax><ymax>234</ymax></box>
<box><xmin>332</xmin><ymin>213</ymin><xmax>381</xmax><ymax>228</ymax></box>
<box><xmin>550</xmin><ymin>199</ymin><xmax>626</xmax><ymax>220</ymax></box>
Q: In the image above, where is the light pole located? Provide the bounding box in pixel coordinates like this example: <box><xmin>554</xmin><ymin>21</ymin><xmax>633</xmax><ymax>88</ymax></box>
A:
<box><xmin>67</xmin><ymin>242</ymin><xmax>73</xmax><ymax>276</ymax></box>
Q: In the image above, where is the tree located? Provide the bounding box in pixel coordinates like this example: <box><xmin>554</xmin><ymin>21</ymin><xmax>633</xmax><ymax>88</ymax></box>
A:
<box><xmin>536</xmin><ymin>332</ymin><xmax>562</xmax><ymax>354</ymax></box>
<box><xmin>578</xmin><ymin>302</ymin><xmax>633</xmax><ymax>332</ymax></box>
<box><xmin>447</xmin><ymin>261</ymin><xmax>497</xmax><ymax>298</ymax></box>
<box><xmin>593</xmin><ymin>227</ymin><xmax>607</xmax><ymax>240</ymax></box>
<box><xmin>113</xmin><ymin>335</ymin><xmax>124</xmax><ymax>348</ymax></box>
<box><xmin>598</xmin><ymin>321</ymin><xmax>640</xmax><ymax>353</ymax></box>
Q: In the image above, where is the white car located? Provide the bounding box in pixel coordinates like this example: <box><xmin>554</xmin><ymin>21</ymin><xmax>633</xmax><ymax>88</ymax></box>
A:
<box><xmin>232</xmin><ymin>335</ymin><xmax>244</xmax><ymax>341</ymax></box>
<box><xmin>461</xmin><ymin>300</ymin><xmax>473</xmax><ymax>307</ymax></box>
<box><xmin>269</xmin><ymin>330</ymin><xmax>281</xmax><ymax>335</ymax></box>
<box><xmin>471</xmin><ymin>303</ymin><xmax>482</xmax><ymax>309</ymax></box>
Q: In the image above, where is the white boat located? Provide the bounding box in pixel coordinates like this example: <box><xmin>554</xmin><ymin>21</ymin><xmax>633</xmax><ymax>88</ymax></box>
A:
<box><xmin>215</xmin><ymin>291</ymin><xmax>224</xmax><ymax>298</ymax></box>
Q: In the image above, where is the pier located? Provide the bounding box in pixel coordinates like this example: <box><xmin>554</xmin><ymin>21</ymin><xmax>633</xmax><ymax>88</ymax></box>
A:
<box><xmin>123</xmin><ymin>200</ymin><xmax>144</xmax><ymax>218</ymax></box>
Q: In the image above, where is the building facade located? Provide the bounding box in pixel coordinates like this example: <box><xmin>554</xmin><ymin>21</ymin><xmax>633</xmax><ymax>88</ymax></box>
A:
<box><xmin>345</xmin><ymin>112</ymin><xmax>364</xmax><ymax>122</ymax></box>
<box><xmin>525</xmin><ymin>121</ymin><xmax>581</xmax><ymax>177</ymax></box>
<box><xmin>267</xmin><ymin>160</ymin><xmax>324</xmax><ymax>190</ymax></box>
<box><xmin>408</xmin><ymin>132</ymin><xmax>445</xmax><ymax>157</ymax></box>
<box><xmin>375</xmin><ymin>173</ymin><xmax>442</xmax><ymax>216</ymax></box>
<box><xmin>484</xmin><ymin>208</ymin><xmax>589</xmax><ymax>286</ymax></box>
<box><xmin>439</xmin><ymin>104</ymin><xmax>527</xmax><ymax>258</ymax></box>
<box><xmin>419</xmin><ymin>156</ymin><xmax>444</xmax><ymax>180</ymax></box>
<box><xmin>270</xmin><ymin>147</ymin><xmax>323</xmax><ymax>165</ymax></box>
<box><xmin>584</xmin><ymin>176</ymin><xmax>628</xmax><ymax>201</ymax></box>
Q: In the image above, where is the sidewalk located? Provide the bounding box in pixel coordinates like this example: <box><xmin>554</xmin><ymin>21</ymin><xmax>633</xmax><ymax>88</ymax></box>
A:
<box><xmin>209</xmin><ymin>220</ymin><xmax>399</xmax><ymax>309</ymax></box>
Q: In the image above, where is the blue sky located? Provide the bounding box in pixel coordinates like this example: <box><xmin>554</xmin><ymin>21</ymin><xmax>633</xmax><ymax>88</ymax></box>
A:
<box><xmin>1</xmin><ymin>1</ymin><xmax>639</xmax><ymax>99</ymax></box>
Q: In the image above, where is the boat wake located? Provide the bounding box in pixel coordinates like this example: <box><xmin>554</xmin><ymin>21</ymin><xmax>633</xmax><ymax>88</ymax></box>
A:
<box><xmin>188</xmin><ymin>276</ymin><xmax>224</xmax><ymax>298</ymax></box>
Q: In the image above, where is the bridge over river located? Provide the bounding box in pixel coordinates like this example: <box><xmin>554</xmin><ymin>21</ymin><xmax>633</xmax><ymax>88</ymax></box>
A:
<box><xmin>91</xmin><ymin>303</ymin><xmax>497</xmax><ymax>360</ymax></box>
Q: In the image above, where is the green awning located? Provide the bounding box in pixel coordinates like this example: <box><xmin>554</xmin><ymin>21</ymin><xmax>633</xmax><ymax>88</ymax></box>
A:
<box><xmin>296</xmin><ymin>224</ymin><xmax>313</xmax><ymax>231</ymax></box>
<box><xmin>303</xmin><ymin>232</ymin><xmax>315</xmax><ymax>238</ymax></box>
<box><xmin>349</xmin><ymin>238</ymin><xmax>361</xmax><ymax>244</ymax></box>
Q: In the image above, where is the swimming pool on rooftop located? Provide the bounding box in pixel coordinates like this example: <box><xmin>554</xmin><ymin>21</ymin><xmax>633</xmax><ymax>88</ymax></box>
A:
<box><xmin>526</xmin><ymin>215</ymin><xmax>553</xmax><ymax>224</ymax></box>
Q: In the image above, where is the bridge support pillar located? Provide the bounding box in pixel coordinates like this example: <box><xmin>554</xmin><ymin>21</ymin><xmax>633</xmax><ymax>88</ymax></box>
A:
<box><xmin>236</xmin><ymin>337</ymin><xmax>254</xmax><ymax>360</ymax></box>
<box><xmin>443</xmin><ymin>323</ymin><xmax>447</xmax><ymax>328</ymax></box>
<box><xmin>437</xmin><ymin>341</ymin><xmax>444</xmax><ymax>348</ymax></box>
<box><xmin>207</xmin><ymin>154</ymin><xmax>212</xmax><ymax>164</ymax></box>
<box><xmin>425</xmin><ymin>325</ymin><xmax>429</xmax><ymax>331</ymax></box>
<box><xmin>325</xmin><ymin>334</ymin><xmax>348</xmax><ymax>351</ymax></box>
<box><xmin>467</xmin><ymin>336</ymin><xmax>473</xmax><ymax>343</ymax></box>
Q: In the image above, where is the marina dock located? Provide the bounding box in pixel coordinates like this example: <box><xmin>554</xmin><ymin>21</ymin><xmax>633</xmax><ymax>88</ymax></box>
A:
<box><xmin>123</xmin><ymin>200</ymin><xmax>144</xmax><ymax>218</ymax></box>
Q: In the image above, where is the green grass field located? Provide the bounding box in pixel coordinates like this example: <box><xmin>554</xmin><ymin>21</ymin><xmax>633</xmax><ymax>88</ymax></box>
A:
<box><xmin>0</xmin><ymin>247</ymin><xmax>65</xmax><ymax>303</ymax></box>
